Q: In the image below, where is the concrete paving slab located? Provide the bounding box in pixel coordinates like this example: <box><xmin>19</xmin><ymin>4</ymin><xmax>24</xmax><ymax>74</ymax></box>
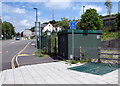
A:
<box><xmin>1</xmin><ymin>61</ymin><xmax>119</xmax><ymax>84</ymax></box>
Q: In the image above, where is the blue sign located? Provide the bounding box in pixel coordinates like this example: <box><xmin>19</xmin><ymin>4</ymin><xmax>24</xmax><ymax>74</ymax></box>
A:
<box><xmin>70</xmin><ymin>21</ymin><xmax>76</xmax><ymax>29</ymax></box>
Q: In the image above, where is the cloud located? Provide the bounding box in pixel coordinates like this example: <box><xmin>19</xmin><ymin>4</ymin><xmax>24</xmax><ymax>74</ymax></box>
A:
<box><xmin>39</xmin><ymin>18</ymin><xmax>49</xmax><ymax>23</ymax></box>
<box><xmin>12</xmin><ymin>19</ymin><xmax>34</xmax><ymax>32</ymax></box>
<box><xmin>72</xmin><ymin>5</ymin><xmax>80</xmax><ymax>10</ymax></box>
<box><xmin>0</xmin><ymin>2</ymin><xmax>2</xmax><ymax>16</ymax></box>
<box><xmin>44</xmin><ymin>0</ymin><xmax>72</xmax><ymax>9</ymax></box>
<box><xmin>19</xmin><ymin>20</ymin><xmax>31</xmax><ymax>27</ymax></box>
<box><xmin>3</xmin><ymin>16</ymin><xmax>11</xmax><ymax>20</ymax></box>
<box><xmin>2</xmin><ymin>0</ymin><xmax>119</xmax><ymax>2</ymax></box>
<box><xmin>2</xmin><ymin>3</ymin><xmax>43</xmax><ymax>32</ymax></box>
<box><xmin>38</xmin><ymin>11</ymin><xmax>41</xmax><ymax>16</ymax></box>
<box><xmin>78</xmin><ymin>5</ymin><xmax>103</xmax><ymax>17</ymax></box>
<box><xmin>2</xmin><ymin>0</ymin><xmax>44</xmax><ymax>2</ymax></box>
<box><xmin>80</xmin><ymin>5</ymin><xmax>103</xmax><ymax>13</ymax></box>
<box><xmin>101</xmin><ymin>13</ymin><xmax>107</xmax><ymax>16</ymax></box>
<box><xmin>13</xmin><ymin>8</ymin><xmax>26</xmax><ymax>14</ymax></box>
<box><xmin>101</xmin><ymin>12</ymin><xmax>115</xmax><ymax>16</ymax></box>
<box><xmin>2</xmin><ymin>4</ymin><xmax>26</xmax><ymax>14</ymax></box>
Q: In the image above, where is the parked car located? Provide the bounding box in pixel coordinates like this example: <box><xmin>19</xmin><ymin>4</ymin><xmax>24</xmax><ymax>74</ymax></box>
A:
<box><xmin>15</xmin><ymin>37</ymin><xmax>20</xmax><ymax>40</ymax></box>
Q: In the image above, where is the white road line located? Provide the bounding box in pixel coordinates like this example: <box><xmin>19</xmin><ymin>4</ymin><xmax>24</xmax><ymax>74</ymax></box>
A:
<box><xmin>6</xmin><ymin>51</ymin><xmax>8</xmax><ymax>53</ymax></box>
<box><xmin>11</xmin><ymin>42</ymin><xmax>31</xmax><ymax>69</ymax></box>
<box><xmin>15</xmin><ymin>56</ymin><xmax>19</xmax><ymax>67</ymax></box>
<box><xmin>11</xmin><ymin>42</ymin><xmax>15</xmax><ymax>44</ymax></box>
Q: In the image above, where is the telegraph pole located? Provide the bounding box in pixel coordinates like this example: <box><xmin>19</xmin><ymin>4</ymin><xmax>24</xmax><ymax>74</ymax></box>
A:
<box><xmin>50</xmin><ymin>9</ymin><xmax>55</xmax><ymax>54</ymax></box>
<box><xmin>52</xmin><ymin>9</ymin><xmax>54</xmax><ymax>21</ymax></box>
<box><xmin>83</xmin><ymin>6</ymin><xmax>85</xmax><ymax>14</ymax></box>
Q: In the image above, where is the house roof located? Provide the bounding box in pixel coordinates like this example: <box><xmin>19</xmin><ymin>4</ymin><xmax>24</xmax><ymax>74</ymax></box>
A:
<box><xmin>102</xmin><ymin>16</ymin><xmax>116</xmax><ymax>21</ymax></box>
<box><xmin>41</xmin><ymin>24</ymin><xmax>48</xmax><ymax>28</ymax></box>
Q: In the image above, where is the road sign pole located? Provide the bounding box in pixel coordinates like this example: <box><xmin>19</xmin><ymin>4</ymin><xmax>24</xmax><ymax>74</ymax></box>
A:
<box><xmin>39</xmin><ymin>22</ymin><xmax>41</xmax><ymax>50</ymax></box>
<box><xmin>35</xmin><ymin>22</ymin><xmax>38</xmax><ymax>49</ymax></box>
<box><xmin>72</xmin><ymin>30</ymin><xmax>74</xmax><ymax>60</ymax></box>
<box><xmin>70</xmin><ymin>21</ymin><xmax>76</xmax><ymax>60</ymax></box>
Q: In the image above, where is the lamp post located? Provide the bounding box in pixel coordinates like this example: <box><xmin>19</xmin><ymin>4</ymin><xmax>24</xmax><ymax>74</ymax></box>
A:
<box><xmin>47</xmin><ymin>31</ymin><xmax>51</xmax><ymax>54</ymax></box>
<box><xmin>83</xmin><ymin>6</ymin><xmax>85</xmax><ymax>14</ymax></box>
<box><xmin>38</xmin><ymin>22</ymin><xmax>41</xmax><ymax>49</ymax></box>
<box><xmin>33</xmin><ymin>8</ymin><xmax>38</xmax><ymax>22</ymax></box>
<box><xmin>33</xmin><ymin>8</ymin><xmax>38</xmax><ymax>49</ymax></box>
<box><xmin>118</xmin><ymin>1</ymin><xmax>120</xmax><ymax>30</ymax></box>
<box><xmin>49</xmin><ymin>25</ymin><xmax>52</xmax><ymax>55</ymax></box>
<box><xmin>4</xmin><ymin>32</ymin><xmax>6</xmax><ymax>40</ymax></box>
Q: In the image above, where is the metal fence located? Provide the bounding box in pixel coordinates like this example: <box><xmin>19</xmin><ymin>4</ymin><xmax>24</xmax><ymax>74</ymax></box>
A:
<box><xmin>74</xmin><ymin>47</ymin><xmax>100</xmax><ymax>59</ymax></box>
<box><xmin>74</xmin><ymin>47</ymin><xmax>120</xmax><ymax>63</ymax></box>
<box><xmin>41</xmin><ymin>32</ymin><xmax>58</xmax><ymax>56</ymax></box>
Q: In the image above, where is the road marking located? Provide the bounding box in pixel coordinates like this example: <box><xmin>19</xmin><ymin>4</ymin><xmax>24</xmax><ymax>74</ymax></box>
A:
<box><xmin>18</xmin><ymin>54</ymin><xmax>32</xmax><ymax>56</ymax></box>
<box><xmin>11</xmin><ymin>42</ymin><xmax>30</xmax><ymax>69</ymax></box>
<box><xmin>11</xmin><ymin>42</ymin><xmax>15</xmax><ymax>44</ymax></box>
<box><xmin>6</xmin><ymin>51</ymin><xmax>8</xmax><ymax>53</ymax></box>
<box><xmin>32</xmin><ymin>53</ymin><xmax>35</xmax><ymax>55</ymax></box>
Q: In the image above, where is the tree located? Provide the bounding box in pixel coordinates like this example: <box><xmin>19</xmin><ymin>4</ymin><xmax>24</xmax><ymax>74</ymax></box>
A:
<box><xmin>2</xmin><ymin>21</ymin><xmax>15</xmax><ymax>39</ymax></box>
<box><xmin>80</xmin><ymin>8</ymin><xmax>103</xmax><ymax>30</ymax></box>
<box><xmin>105</xmin><ymin>0</ymin><xmax>112</xmax><ymax>31</ymax></box>
<box><xmin>116</xmin><ymin>13</ymin><xmax>120</xmax><ymax>30</ymax></box>
<box><xmin>49</xmin><ymin>20</ymin><xmax>56</xmax><ymax>24</ymax></box>
<box><xmin>54</xmin><ymin>17</ymin><xmax>69</xmax><ymax>30</ymax></box>
<box><xmin>30</xmin><ymin>26</ymin><xmax>35</xmax><ymax>32</ymax></box>
<box><xmin>105</xmin><ymin>0</ymin><xmax>112</xmax><ymax>15</ymax></box>
<box><xmin>16</xmin><ymin>32</ymin><xmax>20</xmax><ymax>36</ymax></box>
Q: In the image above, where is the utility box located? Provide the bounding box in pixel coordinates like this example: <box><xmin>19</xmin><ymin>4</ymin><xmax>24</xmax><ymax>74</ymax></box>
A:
<box><xmin>58</xmin><ymin>30</ymin><xmax>102</xmax><ymax>60</ymax></box>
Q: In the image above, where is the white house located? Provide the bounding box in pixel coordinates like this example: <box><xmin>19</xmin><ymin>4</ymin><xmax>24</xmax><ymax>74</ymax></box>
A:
<box><xmin>55</xmin><ymin>27</ymin><xmax>62</xmax><ymax>32</ymax></box>
<box><xmin>41</xmin><ymin>23</ymin><xmax>55</xmax><ymax>32</ymax></box>
<box><xmin>23</xmin><ymin>29</ymin><xmax>32</xmax><ymax>37</ymax></box>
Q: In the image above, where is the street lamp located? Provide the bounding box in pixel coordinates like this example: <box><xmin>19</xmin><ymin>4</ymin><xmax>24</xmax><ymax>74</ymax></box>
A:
<box><xmin>83</xmin><ymin>6</ymin><xmax>85</xmax><ymax>14</ymax></box>
<box><xmin>118</xmin><ymin>1</ymin><xmax>120</xmax><ymax>13</ymax></box>
<box><xmin>33</xmin><ymin>7</ymin><xmax>38</xmax><ymax>49</ymax></box>
<box><xmin>46</xmin><ymin>30</ymin><xmax>51</xmax><ymax>54</ymax></box>
<box><xmin>33</xmin><ymin>8</ymin><xmax>38</xmax><ymax>22</ymax></box>
<box><xmin>49</xmin><ymin>25</ymin><xmax>52</xmax><ymax>54</ymax></box>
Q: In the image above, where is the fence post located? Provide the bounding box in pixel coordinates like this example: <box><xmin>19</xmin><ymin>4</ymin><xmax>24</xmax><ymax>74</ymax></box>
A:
<box><xmin>54</xmin><ymin>37</ymin><xmax>57</xmax><ymax>56</ymax></box>
<box><xmin>80</xmin><ymin>46</ymin><xmax>82</xmax><ymax>60</ymax></box>
<box><xmin>98</xmin><ymin>47</ymin><xmax>101</xmax><ymax>63</ymax></box>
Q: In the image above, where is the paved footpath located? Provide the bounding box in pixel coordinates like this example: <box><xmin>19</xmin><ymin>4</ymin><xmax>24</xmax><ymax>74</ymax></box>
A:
<box><xmin>0</xmin><ymin>61</ymin><xmax>119</xmax><ymax>84</ymax></box>
<box><xmin>17</xmin><ymin>41</ymin><xmax>58</xmax><ymax>66</ymax></box>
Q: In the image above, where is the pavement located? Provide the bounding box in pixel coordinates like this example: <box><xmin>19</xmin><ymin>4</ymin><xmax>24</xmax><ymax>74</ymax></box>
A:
<box><xmin>0</xmin><ymin>39</ymin><xmax>119</xmax><ymax>85</ymax></box>
<box><xmin>17</xmin><ymin>41</ymin><xmax>59</xmax><ymax>67</ymax></box>
<box><xmin>0</xmin><ymin>61</ymin><xmax>119</xmax><ymax>84</ymax></box>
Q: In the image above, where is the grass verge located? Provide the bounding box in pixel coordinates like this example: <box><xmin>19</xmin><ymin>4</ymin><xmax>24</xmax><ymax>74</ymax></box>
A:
<box><xmin>34</xmin><ymin>49</ymin><xmax>49</xmax><ymax>57</ymax></box>
<box><xmin>101</xmin><ymin>30</ymin><xmax>120</xmax><ymax>41</ymax></box>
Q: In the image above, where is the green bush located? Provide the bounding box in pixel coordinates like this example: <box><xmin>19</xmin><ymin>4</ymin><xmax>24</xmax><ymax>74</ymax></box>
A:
<box><xmin>68</xmin><ymin>58</ymin><xmax>92</xmax><ymax>64</ymax></box>
<box><xmin>34</xmin><ymin>49</ymin><xmax>49</xmax><ymax>57</ymax></box>
<box><xmin>79</xmin><ymin>58</ymin><xmax>92</xmax><ymax>63</ymax></box>
<box><xmin>69</xmin><ymin>60</ymin><xmax>79</xmax><ymax>64</ymax></box>
<box><xmin>101</xmin><ymin>30</ymin><xmax>120</xmax><ymax>41</ymax></box>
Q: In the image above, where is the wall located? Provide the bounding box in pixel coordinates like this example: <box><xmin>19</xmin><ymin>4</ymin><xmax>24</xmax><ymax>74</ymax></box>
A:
<box><xmin>68</xmin><ymin>34</ymin><xmax>101</xmax><ymax>59</ymax></box>
<box><xmin>101</xmin><ymin>38</ymin><xmax>120</xmax><ymax>48</ymax></box>
<box><xmin>58</xmin><ymin>34</ymin><xmax>68</xmax><ymax>59</ymax></box>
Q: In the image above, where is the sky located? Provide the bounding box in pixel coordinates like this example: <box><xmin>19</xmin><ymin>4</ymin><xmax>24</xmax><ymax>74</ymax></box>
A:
<box><xmin>1</xmin><ymin>0</ymin><xmax>119</xmax><ymax>32</ymax></box>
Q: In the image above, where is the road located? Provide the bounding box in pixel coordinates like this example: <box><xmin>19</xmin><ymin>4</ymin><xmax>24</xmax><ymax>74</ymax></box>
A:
<box><xmin>1</xmin><ymin>39</ymin><xmax>35</xmax><ymax>71</ymax></box>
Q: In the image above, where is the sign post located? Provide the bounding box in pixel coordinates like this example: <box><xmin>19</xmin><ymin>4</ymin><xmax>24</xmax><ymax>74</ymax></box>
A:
<box><xmin>70</xmin><ymin>21</ymin><xmax>76</xmax><ymax>60</ymax></box>
<box><xmin>35</xmin><ymin>22</ymin><xmax>41</xmax><ymax>49</ymax></box>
